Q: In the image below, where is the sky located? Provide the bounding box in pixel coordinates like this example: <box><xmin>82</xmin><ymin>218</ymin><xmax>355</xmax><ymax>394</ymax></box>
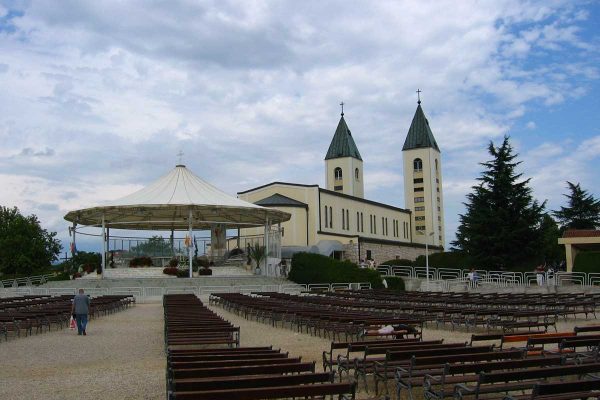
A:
<box><xmin>0</xmin><ymin>0</ymin><xmax>599</xmax><ymax>254</ymax></box>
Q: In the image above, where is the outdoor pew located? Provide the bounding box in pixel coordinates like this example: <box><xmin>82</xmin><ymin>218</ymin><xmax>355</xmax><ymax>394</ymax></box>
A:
<box><xmin>170</xmin><ymin>361</ymin><xmax>317</xmax><ymax>380</ymax></box>
<box><xmin>392</xmin><ymin>350</ymin><xmax>527</xmax><ymax>399</ymax></box>
<box><xmin>322</xmin><ymin>338</ymin><xmax>421</xmax><ymax>372</ymax></box>
<box><xmin>523</xmin><ymin>378</ymin><xmax>600</xmax><ymax>400</ymax></box>
<box><xmin>454</xmin><ymin>362</ymin><xmax>600</xmax><ymax>399</ymax></box>
<box><xmin>169</xmin><ymin>381</ymin><xmax>356</xmax><ymax>400</ymax></box>
<box><xmin>500</xmin><ymin>331</ymin><xmax>575</xmax><ymax>350</ymax></box>
<box><xmin>423</xmin><ymin>355</ymin><xmax>564</xmax><ymax>400</ymax></box>
<box><xmin>575</xmin><ymin>325</ymin><xmax>600</xmax><ymax>335</ymax></box>
<box><xmin>169</xmin><ymin>356</ymin><xmax>304</xmax><ymax>370</ymax></box>
<box><xmin>170</xmin><ymin>371</ymin><xmax>333</xmax><ymax>393</ymax></box>
<box><xmin>354</xmin><ymin>344</ymin><xmax>492</xmax><ymax>391</ymax></box>
<box><xmin>337</xmin><ymin>340</ymin><xmax>449</xmax><ymax>379</ymax></box>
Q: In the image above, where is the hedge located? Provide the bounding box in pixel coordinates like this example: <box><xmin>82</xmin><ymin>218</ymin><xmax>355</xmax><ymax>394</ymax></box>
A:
<box><xmin>384</xmin><ymin>276</ymin><xmax>405</xmax><ymax>292</ymax></box>
<box><xmin>574</xmin><ymin>252</ymin><xmax>600</xmax><ymax>274</ymax></box>
<box><xmin>381</xmin><ymin>259</ymin><xmax>414</xmax><ymax>266</ymax></box>
<box><xmin>288</xmin><ymin>252</ymin><xmax>383</xmax><ymax>288</ymax></box>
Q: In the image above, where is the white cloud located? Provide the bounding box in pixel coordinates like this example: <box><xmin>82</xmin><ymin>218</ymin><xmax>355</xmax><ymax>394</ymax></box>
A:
<box><xmin>0</xmin><ymin>0</ymin><xmax>597</xmax><ymax>249</ymax></box>
<box><xmin>526</xmin><ymin>121</ymin><xmax>536</xmax><ymax>129</ymax></box>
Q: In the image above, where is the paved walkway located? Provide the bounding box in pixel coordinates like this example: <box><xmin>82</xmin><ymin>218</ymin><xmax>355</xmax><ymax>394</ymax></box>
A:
<box><xmin>0</xmin><ymin>303</ymin><xmax>165</xmax><ymax>400</ymax></box>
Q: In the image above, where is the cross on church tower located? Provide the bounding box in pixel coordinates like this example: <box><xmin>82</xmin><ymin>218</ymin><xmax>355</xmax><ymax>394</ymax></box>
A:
<box><xmin>416</xmin><ymin>89</ymin><xmax>422</xmax><ymax>104</ymax></box>
<box><xmin>340</xmin><ymin>101</ymin><xmax>344</xmax><ymax>116</ymax></box>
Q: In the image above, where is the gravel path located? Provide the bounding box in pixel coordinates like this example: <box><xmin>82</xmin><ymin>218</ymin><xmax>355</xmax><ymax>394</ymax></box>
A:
<box><xmin>0</xmin><ymin>303</ymin><xmax>165</xmax><ymax>400</ymax></box>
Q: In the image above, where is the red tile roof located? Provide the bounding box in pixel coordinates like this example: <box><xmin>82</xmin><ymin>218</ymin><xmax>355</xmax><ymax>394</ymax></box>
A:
<box><xmin>563</xmin><ymin>229</ymin><xmax>600</xmax><ymax>238</ymax></box>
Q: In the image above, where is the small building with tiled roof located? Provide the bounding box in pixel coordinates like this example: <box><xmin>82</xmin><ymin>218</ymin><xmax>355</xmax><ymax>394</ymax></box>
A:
<box><xmin>558</xmin><ymin>229</ymin><xmax>600</xmax><ymax>272</ymax></box>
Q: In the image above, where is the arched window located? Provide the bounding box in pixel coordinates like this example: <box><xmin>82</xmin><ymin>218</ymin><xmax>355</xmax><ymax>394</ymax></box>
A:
<box><xmin>334</xmin><ymin>167</ymin><xmax>343</xmax><ymax>180</ymax></box>
<box><xmin>355</xmin><ymin>168</ymin><xmax>359</xmax><ymax>181</ymax></box>
<box><xmin>413</xmin><ymin>158</ymin><xmax>423</xmax><ymax>172</ymax></box>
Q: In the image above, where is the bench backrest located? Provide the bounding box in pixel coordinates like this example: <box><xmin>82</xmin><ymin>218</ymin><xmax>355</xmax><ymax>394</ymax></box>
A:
<box><xmin>533</xmin><ymin>378</ymin><xmax>600</xmax><ymax>396</ymax></box>
<box><xmin>412</xmin><ymin>349</ymin><xmax>525</xmax><ymax>367</ymax></box>
<box><xmin>388</xmin><ymin>345</ymin><xmax>493</xmax><ymax>361</ymax></box>
<box><xmin>479</xmin><ymin>362</ymin><xmax>600</xmax><ymax>384</ymax></box>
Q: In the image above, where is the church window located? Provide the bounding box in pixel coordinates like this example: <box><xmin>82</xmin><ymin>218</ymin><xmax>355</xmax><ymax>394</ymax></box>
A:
<box><xmin>334</xmin><ymin>167</ymin><xmax>343</xmax><ymax>180</ymax></box>
<box><xmin>435</xmin><ymin>159</ymin><xmax>438</xmax><ymax>171</ymax></box>
<box><xmin>329</xmin><ymin>206</ymin><xmax>333</xmax><ymax>227</ymax></box>
<box><xmin>342</xmin><ymin>209</ymin><xmax>345</xmax><ymax>230</ymax></box>
<box><xmin>416</xmin><ymin>225</ymin><xmax>426</xmax><ymax>231</ymax></box>
<box><xmin>413</xmin><ymin>158</ymin><xmax>423</xmax><ymax>172</ymax></box>
<box><xmin>355</xmin><ymin>168</ymin><xmax>359</xmax><ymax>181</ymax></box>
<box><xmin>356</xmin><ymin>212</ymin><xmax>360</xmax><ymax>231</ymax></box>
<box><xmin>415</xmin><ymin>206</ymin><xmax>425</xmax><ymax>211</ymax></box>
<box><xmin>414</xmin><ymin>187</ymin><xmax>424</xmax><ymax>192</ymax></box>
<box><xmin>360</xmin><ymin>212</ymin><xmax>364</xmax><ymax>232</ymax></box>
<box><xmin>324</xmin><ymin>206</ymin><xmax>328</xmax><ymax>228</ymax></box>
<box><xmin>415</xmin><ymin>216</ymin><xmax>425</xmax><ymax>221</ymax></box>
<box><xmin>373</xmin><ymin>215</ymin><xmax>377</xmax><ymax>234</ymax></box>
<box><xmin>346</xmin><ymin>209</ymin><xmax>350</xmax><ymax>230</ymax></box>
<box><xmin>414</xmin><ymin>197</ymin><xmax>424</xmax><ymax>203</ymax></box>
<box><xmin>413</xmin><ymin>178</ymin><xmax>423</xmax><ymax>183</ymax></box>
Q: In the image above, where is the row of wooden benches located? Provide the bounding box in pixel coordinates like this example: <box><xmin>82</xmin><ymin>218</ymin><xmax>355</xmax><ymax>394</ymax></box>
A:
<box><xmin>323</xmin><ymin>328</ymin><xmax>600</xmax><ymax>399</ymax></box>
<box><xmin>0</xmin><ymin>294</ymin><xmax>134</xmax><ymax>341</ymax></box>
<box><xmin>163</xmin><ymin>294</ymin><xmax>357</xmax><ymax>400</ymax></box>
<box><xmin>210</xmin><ymin>292</ymin><xmax>424</xmax><ymax>342</ymax></box>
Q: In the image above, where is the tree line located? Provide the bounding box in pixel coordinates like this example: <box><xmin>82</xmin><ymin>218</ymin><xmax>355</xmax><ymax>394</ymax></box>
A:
<box><xmin>452</xmin><ymin>136</ymin><xmax>600</xmax><ymax>270</ymax></box>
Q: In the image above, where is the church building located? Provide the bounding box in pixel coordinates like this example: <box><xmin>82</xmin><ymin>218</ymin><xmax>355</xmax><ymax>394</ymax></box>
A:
<box><xmin>238</xmin><ymin>99</ymin><xmax>445</xmax><ymax>264</ymax></box>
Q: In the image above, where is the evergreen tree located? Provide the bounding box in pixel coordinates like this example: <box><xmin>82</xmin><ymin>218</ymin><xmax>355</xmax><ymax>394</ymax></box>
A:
<box><xmin>452</xmin><ymin>136</ymin><xmax>545</xmax><ymax>269</ymax></box>
<box><xmin>0</xmin><ymin>206</ymin><xmax>62</xmax><ymax>277</ymax></box>
<box><xmin>553</xmin><ymin>181</ymin><xmax>600</xmax><ymax>230</ymax></box>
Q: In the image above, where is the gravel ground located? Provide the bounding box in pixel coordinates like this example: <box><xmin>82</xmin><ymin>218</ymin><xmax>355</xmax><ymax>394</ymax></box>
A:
<box><xmin>0</xmin><ymin>303</ymin><xmax>165</xmax><ymax>400</ymax></box>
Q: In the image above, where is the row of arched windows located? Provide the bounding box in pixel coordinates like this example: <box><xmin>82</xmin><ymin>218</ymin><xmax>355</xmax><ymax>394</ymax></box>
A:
<box><xmin>333</xmin><ymin>167</ymin><xmax>360</xmax><ymax>181</ymax></box>
<box><xmin>413</xmin><ymin>158</ymin><xmax>439</xmax><ymax>172</ymax></box>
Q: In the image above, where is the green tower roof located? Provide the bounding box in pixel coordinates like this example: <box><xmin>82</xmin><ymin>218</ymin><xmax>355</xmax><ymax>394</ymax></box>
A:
<box><xmin>325</xmin><ymin>115</ymin><xmax>362</xmax><ymax>161</ymax></box>
<box><xmin>402</xmin><ymin>103</ymin><xmax>440</xmax><ymax>152</ymax></box>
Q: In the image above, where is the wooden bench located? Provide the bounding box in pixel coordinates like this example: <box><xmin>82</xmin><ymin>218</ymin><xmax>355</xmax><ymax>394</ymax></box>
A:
<box><xmin>170</xmin><ymin>361</ymin><xmax>317</xmax><ymax>380</ymax></box>
<box><xmin>393</xmin><ymin>350</ymin><xmax>527</xmax><ymax>399</ymax></box>
<box><xmin>454</xmin><ymin>362</ymin><xmax>600</xmax><ymax>399</ymax></box>
<box><xmin>170</xmin><ymin>371</ymin><xmax>333</xmax><ymax>393</ymax></box>
<box><xmin>322</xmin><ymin>338</ymin><xmax>420</xmax><ymax>372</ymax></box>
<box><xmin>170</xmin><ymin>381</ymin><xmax>356</xmax><ymax>400</ymax></box>
<box><xmin>423</xmin><ymin>355</ymin><xmax>564</xmax><ymax>400</ymax></box>
<box><xmin>355</xmin><ymin>345</ymin><xmax>492</xmax><ymax>391</ymax></box>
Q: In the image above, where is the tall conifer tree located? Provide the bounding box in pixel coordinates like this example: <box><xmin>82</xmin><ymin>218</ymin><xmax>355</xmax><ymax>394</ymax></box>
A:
<box><xmin>452</xmin><ymin>136</ymin><xmax>545</xmax><ymax>269</ymax></box>
<box><xmin>553</xmin><ymin>182</ymin><xmax>600</xmax><ymax>230</ymax></box>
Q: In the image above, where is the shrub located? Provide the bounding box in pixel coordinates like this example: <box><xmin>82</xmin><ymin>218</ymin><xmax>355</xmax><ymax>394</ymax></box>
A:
<box><xmin>129</xmin><ymin>256</ymin><xmax>153</xmax><ymax>268</ymax></box>
<box><xmin>413</xmin><ymin>251</ymin><xmax>472</xmax><ymax>270</ymax></box>
<box><xmin>574</xmin><ymin>252</ymin><xmax>600</xmax><ymax>274</ymax></box>
<box><xmin>384</xmin><ymin>276</ymin><xmax>405</xmax><ymax>292</ymax></box>
<box><xmin>168</xmin><ymin>258</ymin><xmax>179</xmax><ymax>268</ymax></box>
<box><xmin>288</xmin><ymin>253</ymin><xmax>383</xmax><ymax>288</ymax></box>
<box><xmin>381</xmin><ymin>258</ymin><xmax>414</xmax><ymax>266</ymax></box>
<box><xmin>72</xmin><ymin>272</ymin><xmax>82</xmax><ymax>279</ymax></box>
<box><xmin>193</xmin><ymin>256</ymin><xmax>210</xmax><ymax>268</ymax></box>
<box><xmin>198</xmin><ymin>268</ymin><xmax>213</xmax><ymax>276</ymax></box>
<box><xmin>176</xmin><ymin>269</ymin><xmax>189</xmax><ymax>278</ymax></box>
<box><xmin>83</xmin><ymin>264</ymin><xmax>95</xmax><ymax>274</ymax></box>
<box><xmin>163</xmin><ymin>267</ymin><xmax>178</xmax><ymax>276</ymax></box>
<box><xmin>47</xmin><ymin>272</ymin><xmax>70</xmax><ymax>281</ymax></box>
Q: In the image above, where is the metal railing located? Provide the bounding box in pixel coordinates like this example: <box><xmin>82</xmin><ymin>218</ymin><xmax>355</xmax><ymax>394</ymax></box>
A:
<box><xmin>0</xmin><ymin>282</ymin><xmax>372</xmax><ymax>300</ymax></box>
<box><xmin>0</xmin><ymin>273</ymin><xmax>56</xmax><ymax>288</ymax></box>
<box><xmin>378</xmin><ymin>264</ymin><xmax>600</xmax><ymax>290</ymax></box>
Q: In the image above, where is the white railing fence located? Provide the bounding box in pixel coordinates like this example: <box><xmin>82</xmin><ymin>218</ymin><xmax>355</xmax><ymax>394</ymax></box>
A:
<box><xmin>378</xmin><ymin>264</ymin><xmax>600</xmax><ymax>290</ymax></box>
<box><xmin>0</xmin><ymin>273</ymin><xmax>56</xmax><ymax>288</ymax></box>
<box><xmin>0</xmin><ymin>282</ymin><xmax>372</xmax><ymax>300</ymax></box>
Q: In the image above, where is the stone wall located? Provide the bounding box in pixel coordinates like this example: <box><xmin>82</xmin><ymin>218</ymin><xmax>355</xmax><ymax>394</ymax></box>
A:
<box><xmin>342</xmin><ymin>241</ymin><xmax>438</xmax><ymax>265</ymax></box>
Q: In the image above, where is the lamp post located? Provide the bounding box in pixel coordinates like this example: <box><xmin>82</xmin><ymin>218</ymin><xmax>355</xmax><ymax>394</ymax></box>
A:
<box><xmin>417</xmin><ymin>229</ymin><xmax>434</xmax><ymax>290</ymax></box>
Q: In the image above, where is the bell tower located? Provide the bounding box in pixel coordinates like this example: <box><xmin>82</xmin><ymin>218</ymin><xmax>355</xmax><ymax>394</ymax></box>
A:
<box><xmin>325</xmin><ymin>104</ymin><xmax>364</xmax><ymax>198</ymax></box>
<box><xmin>402</xmin><ymin>93</ymin><xmax>445</xmax><ymax>248</ymax></box>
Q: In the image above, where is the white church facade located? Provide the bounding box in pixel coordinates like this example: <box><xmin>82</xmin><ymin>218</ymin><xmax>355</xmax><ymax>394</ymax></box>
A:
<box><xmin>238</xmin><ymin>100</ymin><xmax>445</xmax><ymax>265</ymax></box>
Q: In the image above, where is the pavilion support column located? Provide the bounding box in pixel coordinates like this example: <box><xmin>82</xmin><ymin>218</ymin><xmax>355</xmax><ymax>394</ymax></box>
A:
<box><xmin>565</xmin><ymin>244</ymin><xmax>578</xmax><ymax>273</ymax></box>
<box><xmin>188</xmin><ymin>209</ymin><xmax>193</xmax><ymax>278</ymax></box>
<box><xmin>101</xmin><ymin>215</ymin><xmax>106</xmax><ymax>279</ymax></box>
<box><xmin>264</xmin><ymin>219</ymin><xmax>270</xmax><ymax>276</ymax></box>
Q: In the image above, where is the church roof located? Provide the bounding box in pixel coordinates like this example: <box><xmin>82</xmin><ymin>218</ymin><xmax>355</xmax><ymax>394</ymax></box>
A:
<box><xmin>325</xmin><ymin>115</ymin><xmax>362</xmax><ymax>161</ymax></box>
<box><xmin>254</xmin><ymin>193</ymin><xmax>308</xmax><ymax>208</ymax></box>
<box><xmin>402</xmin><ymin>103</ymin><xmax>440</xmax><ymax>152</ymax></box>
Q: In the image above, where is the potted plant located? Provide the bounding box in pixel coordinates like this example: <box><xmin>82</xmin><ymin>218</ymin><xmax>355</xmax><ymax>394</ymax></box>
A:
<box><xmin>248</xmin><ymin>243</ymin><xmax>266</xmax><ymax>275</ymax></box>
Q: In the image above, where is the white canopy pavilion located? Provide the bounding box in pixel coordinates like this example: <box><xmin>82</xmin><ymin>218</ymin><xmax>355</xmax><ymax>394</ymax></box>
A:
<box><xmin>64</xmin><ymin>165</ymin><xmax>291</xmax><ymax>277</ymax></box>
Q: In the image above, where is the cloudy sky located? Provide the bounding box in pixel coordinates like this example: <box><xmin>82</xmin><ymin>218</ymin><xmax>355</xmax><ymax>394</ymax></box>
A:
<box><xmin>1</xmin><ymin>0</ymin><xmax>599</xmax><ymax>253</ymax></box>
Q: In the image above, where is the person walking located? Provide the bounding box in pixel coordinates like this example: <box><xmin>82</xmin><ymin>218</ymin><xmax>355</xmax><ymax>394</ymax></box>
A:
<box><xmin>71</xmin><ymin>288</ymin><xmax>91</xmax><ymax>336</ymax></box>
